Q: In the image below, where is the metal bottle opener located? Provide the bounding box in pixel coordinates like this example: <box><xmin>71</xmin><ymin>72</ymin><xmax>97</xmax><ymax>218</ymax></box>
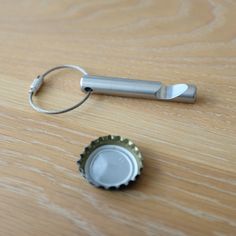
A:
<box><xmin>29</xmin><ymin>65</ymin><xmax>197</xmax><ymax>114</ymax></box>
<box><xmin>81</xmin><ymin>75</ymin><xmax>196</xmax><ymax>103</ymax></box>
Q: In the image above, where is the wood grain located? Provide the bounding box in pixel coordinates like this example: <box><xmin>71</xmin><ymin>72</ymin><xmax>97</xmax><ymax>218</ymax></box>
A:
<box><xmin>0</xmin><ymin>0</ymin><xmax>236</xmax><ymax>235</ymax></box>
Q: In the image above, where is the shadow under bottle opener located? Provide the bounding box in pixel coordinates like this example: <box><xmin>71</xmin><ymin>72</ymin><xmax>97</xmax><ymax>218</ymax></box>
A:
<box><xmin>28</xmin><ymin>64</ymin><xmax>197</xmax><ymax>189</ymax></box>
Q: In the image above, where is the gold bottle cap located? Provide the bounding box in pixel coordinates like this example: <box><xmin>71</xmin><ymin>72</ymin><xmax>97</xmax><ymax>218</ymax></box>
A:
<box><xmin>78</xmin><ymin>135</ymin><xmax>143</xmax><ymax>189</ymax></box>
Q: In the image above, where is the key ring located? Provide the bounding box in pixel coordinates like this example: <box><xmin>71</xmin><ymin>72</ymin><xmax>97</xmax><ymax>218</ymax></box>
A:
<box><xmin>28</xmin><ymin>65</ymin><xmax>92</xmax><ymax>114</ymax></box>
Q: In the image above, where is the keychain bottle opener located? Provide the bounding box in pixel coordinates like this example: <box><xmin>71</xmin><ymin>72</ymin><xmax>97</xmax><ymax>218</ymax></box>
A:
<box><xmin>29</xmin><ymin>64</ymin><xmax>197</xmax><ymax>114</ymax></box>
<box><xmin>28</xmin><ymin>64</ymin><xmax>197</xmax><ymax>189</ymax></box>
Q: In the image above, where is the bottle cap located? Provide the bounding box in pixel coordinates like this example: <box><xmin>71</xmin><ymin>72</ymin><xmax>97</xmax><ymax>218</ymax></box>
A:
<box><xmin>78</xmin><ymin>135</ymin><xmax>143</xmax><ymax>189</ymax></box>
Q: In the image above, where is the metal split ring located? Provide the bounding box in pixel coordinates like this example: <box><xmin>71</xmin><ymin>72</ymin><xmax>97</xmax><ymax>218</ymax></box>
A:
<box><xmin>28</xmin><ymin>65</ymin><xmax>92</xmax><ymax>114</ymax></box>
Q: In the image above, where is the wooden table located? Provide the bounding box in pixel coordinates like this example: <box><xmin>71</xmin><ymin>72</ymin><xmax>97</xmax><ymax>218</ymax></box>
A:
<box><xmin>1</xmin><ymin>1</ymin><xmax>236</xmax><ymax>235</ymax></box>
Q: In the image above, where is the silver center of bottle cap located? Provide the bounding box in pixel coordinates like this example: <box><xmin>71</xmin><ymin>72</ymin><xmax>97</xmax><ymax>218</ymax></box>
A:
<box><xmin>84</xmin><ymin>145</ymin><xmax>139</xmax><ymax>188</ymax></box>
